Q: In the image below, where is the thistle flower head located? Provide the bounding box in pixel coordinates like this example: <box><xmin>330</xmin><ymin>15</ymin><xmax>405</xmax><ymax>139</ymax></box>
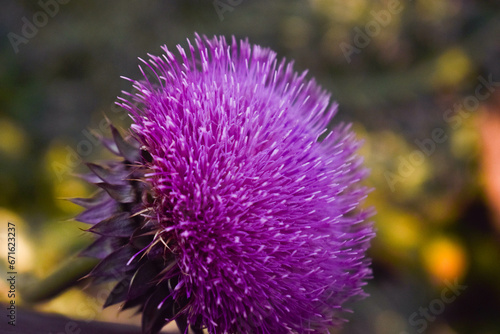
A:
<box><xmin>77</xmin><ymin>34</ymin><xmax>374</xmax><ymax>334</ymax></box>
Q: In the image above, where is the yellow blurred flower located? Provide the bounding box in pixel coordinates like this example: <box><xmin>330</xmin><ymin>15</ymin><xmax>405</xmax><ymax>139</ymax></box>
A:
<box><xmin>432</xmin><ymin>48</ymin><xmax>472</xmax><ymax>88</ymax></box>
<box><xmin>44</xmin><ymin>139</ymin><xmax>91</xmax><ymax>213</ymax></box>
<box><xmin>357</xmin><ymin>126</ymin><xmax>431</xmax><ymax>199</ymax></box>
<box><xmin>376</xmin><ymin>205</ymin><xmax>423</xmax><ymax>252</ymax></box>
<box><xmin>422</xmin><ymin>237</ymin><xmax>467</xmax><ymax>281</ymax></box>
<box><xmin>311</xmin><ymin>0</ymin><xmax>367</xmax><ymax>23</ymax></box>
<box><xmin>416</xmin><ymin>0</ymin><xmax>462</xmax><ymax>22</ymax></box>
<box><xmin>0</xmin><ymin>119</ymin><xmax>28</xmax><ymax>159</ymax></box>
<box><xmin>0</xmin><ymin>208</ymin><xmax>34</xmax><ymax>273</ymax></box>
<box><xmin>53</xmin><ymin>178</ymin><xmax>89</xmax><ymax>214</ymax></box>
<box><xmin>0</xmin><ymin>206</ymin><xmax>34</xmax><ymax>305</ymax></box>
<box><xmin>450</xmin><ymin>113</ymin><xmax>480</xmax><ymax>160</ymax></box>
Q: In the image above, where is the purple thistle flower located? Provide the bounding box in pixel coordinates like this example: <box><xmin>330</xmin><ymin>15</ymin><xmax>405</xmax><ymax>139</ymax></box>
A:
<box><xmin>76</xmin><ymin>34</ymin><xmax>374</xmax><ymax>334</ymax></box>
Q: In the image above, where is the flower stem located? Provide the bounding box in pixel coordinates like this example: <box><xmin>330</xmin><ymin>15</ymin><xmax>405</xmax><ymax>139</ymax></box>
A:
<box><xmin>20</xmin><ymin>256</ymin><xmax>98</xmax><ymax>303</ymax></box>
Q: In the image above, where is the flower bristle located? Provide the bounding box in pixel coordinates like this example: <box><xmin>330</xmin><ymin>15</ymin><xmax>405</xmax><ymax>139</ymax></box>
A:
<box><xmin>76</xmin><ymin>34</ymin><xmax>375</xmax><ymax>334</ymax></box>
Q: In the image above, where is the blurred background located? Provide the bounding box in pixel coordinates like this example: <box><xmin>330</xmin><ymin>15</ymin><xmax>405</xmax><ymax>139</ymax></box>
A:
<box><xmin>1</xmin><ymin>0</ymin><xmax>500</xmax><ymax>333</ymax></box>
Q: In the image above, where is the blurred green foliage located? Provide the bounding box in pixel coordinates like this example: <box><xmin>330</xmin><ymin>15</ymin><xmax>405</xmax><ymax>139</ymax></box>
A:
<box><xmin>1</xmin><ymin>1</ymin><xmax>499</xmax><ymax>333</ymax></box>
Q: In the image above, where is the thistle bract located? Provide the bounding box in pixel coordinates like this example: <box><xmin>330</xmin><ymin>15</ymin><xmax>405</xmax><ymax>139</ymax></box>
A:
<box><xmin>76</xmin><ymin>34</ymin><xmax>374</xmax><ymax>334</ymax></box>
